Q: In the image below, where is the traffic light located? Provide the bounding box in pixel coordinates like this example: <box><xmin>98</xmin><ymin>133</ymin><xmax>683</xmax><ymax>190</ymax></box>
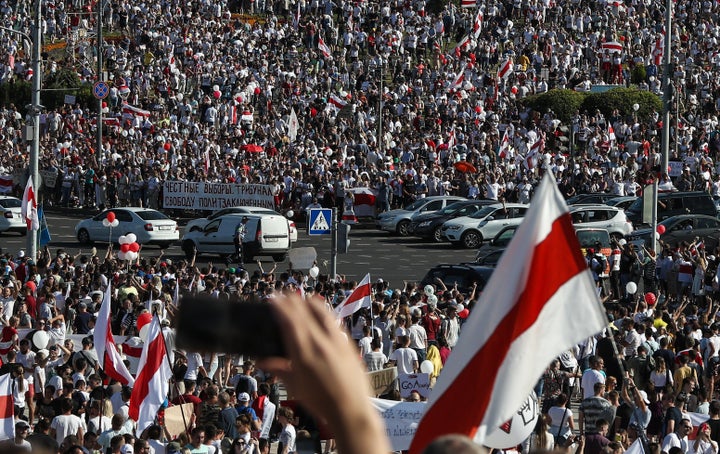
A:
<box><xmin>338</xmin><ymin>223</ymin><xmax>351</xmax><ymax>254</ymax></box>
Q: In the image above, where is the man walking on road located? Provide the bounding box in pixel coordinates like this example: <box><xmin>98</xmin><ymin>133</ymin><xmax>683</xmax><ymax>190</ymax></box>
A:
<box><xmin>234</xmin><ymin>217</ymin><xmax>248</xmax><ymax>267</ymax></box>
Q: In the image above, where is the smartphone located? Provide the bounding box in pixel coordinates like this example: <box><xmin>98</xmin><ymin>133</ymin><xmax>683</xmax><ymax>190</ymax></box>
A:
<box><xmin>176</xmin><ymin>296</ymin><xmax>286</xmax><ymax>358</ymax></box>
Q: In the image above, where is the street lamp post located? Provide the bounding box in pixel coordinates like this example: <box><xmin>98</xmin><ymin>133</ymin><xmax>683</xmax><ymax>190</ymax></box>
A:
<box><xmin>96</xmin><ymin>0</ymin><xmax>104</xmax><ymax>163</ymax></box>
<box><xmin>29</xmin><ymin>0</ymin><xmax>41</xmax><ymax>262</ymax></box>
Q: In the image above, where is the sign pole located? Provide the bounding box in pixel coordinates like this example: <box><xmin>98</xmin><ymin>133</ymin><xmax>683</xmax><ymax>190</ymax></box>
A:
<box><xmin>331</xmin><ymin>207</ymin><xmax>337</xmax><ymax>282</ymax></box>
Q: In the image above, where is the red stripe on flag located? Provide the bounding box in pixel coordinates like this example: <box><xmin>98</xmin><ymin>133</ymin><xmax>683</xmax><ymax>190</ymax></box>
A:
<box><xmin>128</xmin><ymin>334</ymin><xmax>167</xmax><ymax>421</ymax></box>
<box><xmin>409</xmin><ymin>213</ymin><xmax>586</xmax><ymax>451</ymax></box>
<box><xmin>0</xmin><ymin>394</ymin><xmax>12</xmax><ymax>419</ymax></box>
<box><xmin>337</xmin><ymin>283</ymin><xmax>372</xmax><ymax>310</ymax></box>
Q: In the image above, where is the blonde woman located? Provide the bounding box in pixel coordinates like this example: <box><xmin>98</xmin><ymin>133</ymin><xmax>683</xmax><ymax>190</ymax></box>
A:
<box><xmin>650</xmin><ymin>357</ymin><xmax>673</xmax><ymax>396</ymax></box>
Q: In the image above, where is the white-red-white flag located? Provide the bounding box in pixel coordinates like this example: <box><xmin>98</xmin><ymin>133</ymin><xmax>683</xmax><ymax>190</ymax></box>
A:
<box><xmin>408</xmin><ymin>174</ymin><xmax>606</xmax><ymax>453</ymax></box>
<box><xmin>461</xmin><ymin>0</ymin><xmax>476</xmax><ymax>8</ymax></box>
<box><xmin>204</xmin><ymin>150</ymin><xmax>210</xmax><ymax>173</ymax></box>
<box><xmin>21</xmin><ymin>177</ymin><xmax>39</xmax><ymax>232</ymax></box>
<box><xmin>524</xmin><ymin>137</ymin><xmax>545</xmax><ymax>170</ymax></box>
<box><xmin>0</xmin><ymin>373</ymin><xmax>13</xmax><ymax>440</ymax></box>
<box><xmin>334</xmin><ymin>273</ymin><xmax>372</xmax><ymax>319</ymax></box>
<box><xmin>608</xmin><ymin>125</ymin><xmax>616</xmax><ymax>141</ymax></box>
<box><xmin>498</xmin><ymin>130</ymin><xmax>511</xmax><ymax>159</ymax></box>
<box><xmin>128</xmin><ymin>315</ymin><xmax>172</xmax><ymax>433</ymax></box>
<box><xmin>472</xmin><ymin>10</ymin><xmax>484</xmax><ymax>39</ymax></box>
<box><xmin>450</xmin><ymin>64</ymin><xmax>466</xmax><ymax>91</ymax></box>
<box><xmin>601</xmin><ymin>41</ymin><xmax>623</xmax><ymax>53</ymax></box>
<box><xmin>652</xmin><ymin>37</ymin><xmax>664</xmax><ymax>65</ymax></box>
<box><xmin>497</xmin><ymin>57</ymin><xmax>514</xmax><ymax>80</ymax></box>
<box><xmin>329</xmin><ymin>94</ymin><xmax>348</xmax><ymax>109</ymax></box>
<box><xmin>95</xmin><ymin>284</ymin><xmax>135</xmax><ymax>386</ymax></box>
<box><xmin>121</xmin><ymin>104</ymin><xmax>151</xmax><ymax>117</ymax></box>
<box><xmin>318</xmin><ymin>37</ymin><xmax>332</xmax><ymax>59</ymax></box>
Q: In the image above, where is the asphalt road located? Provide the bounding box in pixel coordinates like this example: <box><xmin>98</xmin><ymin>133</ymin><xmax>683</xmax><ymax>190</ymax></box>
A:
<box><xmin>6</xmin><ymin>212</ymin><xmax>477</xmax><ymax>284</ymax></box>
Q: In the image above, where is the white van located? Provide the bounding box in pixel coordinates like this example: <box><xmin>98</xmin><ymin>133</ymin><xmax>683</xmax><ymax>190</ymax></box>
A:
<box><xmin>181</xmin><ymin>214</ymin><xmax>291</xmax><ymax>262</ymax></box>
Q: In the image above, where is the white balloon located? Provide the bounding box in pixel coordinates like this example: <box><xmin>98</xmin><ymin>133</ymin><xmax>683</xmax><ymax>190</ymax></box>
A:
<box><xmin>177</xmin><ymin>93</ymin><xmax>184</xmax><ymax>101</ymax></box>
<box><xmin>309</xmin><ymin>266</ymin><xmax>320</xmax><ymax>278</ymax></box>
<box><xmin>102</xmin><ymin>219</ymin><xmax>111</xmax><ymax>227</ymax></box>
<box><xmin>419</xmin><ymin>360</ymin><xmax>434</xmax><ymax>375</ymax></box>
<box><xmin>118</xmin><ymin>251</ymin><xmax>127</xmax><ymax>261</ymax></box>
<box><xmin>213</xmin><ymin>84</ymin><xmax>220</xmax><ymax>92</ymax></box>
<box><xmin>127</xmin><ymin>251</ymin><xmax>137</xmax><ymax>261</ymax></box>
<box><xmin>286</xmin><ymin>210</ymin><xmax>294</xmax><ymax>219</ymax></box>
<box><xmin>626</xmin><ymin>281</ymin><xmax>638</xmax><ymax>294</ymax></box>
<box><xmin>32</xmin><ymin>330</ymin><xmax>50</xmax><ymax>350</ymax></box>
<box><xmin>424</xmin><ymin>285</ymin><xmax>434</xmax><ymax>296</ymax></box>
<box><xmin>427</xmin><ymin>294</ymin><xmax>438</xmax><ymax>306</ymax></box>
<box><xmin>654</xmin><ymin>231</ymin><xmax>660</xmax><ymax>240</ymax></box>
<box><xmin>139</xmin><ymin>324</ymin><xmax>150</xmax><ymax>341</ymax></box>
<box><xmin>126</xmin><ymin>233</ymin><xmax>137</xmax><ymax>244</ymax></box>
<box><xmin>121</xmin><ymin>130</ymin><xmax>128</xmax><ymax>137</ymax></box>
<box><xmin>633</xmin><ymin>103</ymin><xmax>640</xmax><ymax>111</ymax></box>
<box><xmin>118</xmin><ymin>235</ymin><xmax>127</xmax><ymax>244</ymax></box>
<box><xmin>456</xmin><ymin>303</ymin><xmax>464</xmax><ymax>312</ymax></box>
<box><xmin>111</xmin><ymin>219</ymin><xmax>119</xmax><ymax>227</ymax></box>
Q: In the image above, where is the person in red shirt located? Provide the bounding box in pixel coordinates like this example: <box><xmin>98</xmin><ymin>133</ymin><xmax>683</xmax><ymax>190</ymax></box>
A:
<box><xmin>422</xmin><ymin>301</ymin><xmax>442</xmax><ymax>347</ymax></box>
<box><xmin>173</xmin><ymin>379</ymin><xmax>202</xmax><ymax>425</ymax></box>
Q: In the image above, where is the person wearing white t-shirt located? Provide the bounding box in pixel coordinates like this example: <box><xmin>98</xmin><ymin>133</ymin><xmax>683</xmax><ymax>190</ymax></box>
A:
<box><xmin>581</xmin><ymin>356</ymin><xmax>606</xmax><ymax>400</ymax></box>
<box><xmin>388</xmin><ymin>336</ymin><xmax>418</xmax><ymax>375</ymax></box>
<box><xmin>50</xmin><ymin>397</ymin><xmax>85</xmax><ymax>445</ymax></box>
<box><xmin>278</xmin><ymin>406</ymin><xmax>297</xmax><ymax>454</ymax></box>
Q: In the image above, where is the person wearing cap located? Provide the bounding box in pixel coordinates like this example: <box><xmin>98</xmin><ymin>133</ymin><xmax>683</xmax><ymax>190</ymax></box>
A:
<box><xmin>235</xmin><ymin>392</ymin><xmax>260</xmax><ymax>431</ymax></box>
<box><xmin>120</xmin><ymin>443</ymin><xmax>134</xmax><ymax>454</ymax></box>
<box><xmin>661</xmin><ymin>417</ymin><xmax>692</xmax><ymax>454</ymax></box>
<box><xmin>6</xmin><ymin>419</ymin><xmax>32</xmax><ymax>451</ymax></box>
<box><xmin>622</xmin><ymin>377</ymin><xmax>652</xmax><ymax>442</ymax></box>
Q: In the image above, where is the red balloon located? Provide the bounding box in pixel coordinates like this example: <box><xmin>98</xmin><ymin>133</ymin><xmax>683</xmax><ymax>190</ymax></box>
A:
<box><xmin>254</xmin><ymin>87</ymin><xmax>261</xmax><ymax>95</ymax></box>
<box><xmin>645</xmin><ymin>292</ymin><xmax>657</xmax><ymax>306</ymax></box>
<box><xmin>136</xmin><ymin>312</ymin><xmax>152</xmax><ymax>330</ymax></box>
<box><xmin>511</xmin><ymin>86</ymin><xmax>518</xmax><ymax>95</ymax></box>
<box><xmin>129</xmin><ymin>242</ymin><xmax>140</xmax><ymax>253</ymax></box>
<box><xmin>213</xmin><ymin>90</ymin><xmax>221</xmax><ymax>99</ymax></box>
<box><xmin>101</xmin><ymin>101</ymin><xmax>107</xmax><ymax>109</ymax></box>
<box><xmin>120</xmin><ymin>243</ymin><xmax>130</xmax><ymax>253</ymax></box>
<box><xmin>163</xmin><ymin>142</ymin><xmax>171</xmax><ymax>151</ymax></box>
<box><xmin>106</xmin><ymin>211</ymin><xmax>116</xmax><ymax>223</ymax></box>
<box><xmin>657</xmin><ymin>224</ymin><xmax>666</xmax><ymax>235</ymax></box>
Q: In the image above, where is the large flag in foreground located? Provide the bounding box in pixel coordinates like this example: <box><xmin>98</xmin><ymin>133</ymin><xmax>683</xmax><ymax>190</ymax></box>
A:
<box><xmin>409</xmin><ymin>174</ymin><xmax>607</xmax><ymax>452</ymax></box>
<box><xmin>0</xmin><ymin>373</ymin><xmax>13</xmax><ymax>440</ymax></box>
<box><xmin>129</xmin><ymin>316</ymin><xmax>172</xmax><ymax>432</ymax></box>
<box><xmin>95</xmin><ymin>284</ymin><xmax>135</xmax><ymax>386</ymax></box>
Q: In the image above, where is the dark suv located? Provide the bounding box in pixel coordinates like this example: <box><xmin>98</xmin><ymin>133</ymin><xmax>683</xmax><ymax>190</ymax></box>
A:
<box><xmin>625</xmin><ymin>191</ymin><xmax>716</xmax><ymax>226</ymax></box>
<box><xmin>420</xmin><ymin>264</ymin><xmax>495</xmax><ymax>295</ymax></box>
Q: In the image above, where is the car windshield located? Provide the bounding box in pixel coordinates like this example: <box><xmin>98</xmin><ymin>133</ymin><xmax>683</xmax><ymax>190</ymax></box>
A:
<box><xmin>469</xmin><ymin>206</ymin><xmax>499</xmax><ymax>219</ymax></box>
<box><xmin>0</xmin><ymin>199</ymin><xmax>20</xmax><ymax>208</ymax></box>
<box><xmin>438</xmin><ymin>202</ymin><xmax>465</xmax><ymax>215</ymax></box>
<box><xmin>404</xmin><ymin>199</ymin><xmax>428</xmax><ymax>211</ymax></box>
<box><xmin>136</xmin><ymin>211</ymin><xmax>170</xmax><ymax>221</ymax></box>
<box><xmin>627</xmin><ymin>198</ymin><xmax>643</xmax><ymax>212</ymax></box>
<box><xmin>576</xmin><ymin>230</ymin><xmax>611</xmax><ymax>248</ymax></box>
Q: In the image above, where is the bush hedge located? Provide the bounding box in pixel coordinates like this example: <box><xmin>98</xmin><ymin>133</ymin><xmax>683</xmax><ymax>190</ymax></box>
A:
<box><xmin>0</xmin><ymin>69</ymin><xmax>95</xmax><ymax>114</ymax></box>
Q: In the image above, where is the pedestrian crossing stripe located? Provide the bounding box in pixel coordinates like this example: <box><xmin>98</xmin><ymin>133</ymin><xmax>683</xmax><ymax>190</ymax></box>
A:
<box><xmin>311</xmin><ymin>211</ymin><xmax>330</xmax><ymax>231</ymax></box>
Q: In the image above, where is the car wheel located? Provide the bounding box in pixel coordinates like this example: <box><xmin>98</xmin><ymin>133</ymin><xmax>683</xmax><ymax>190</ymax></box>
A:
<box><xmin>432</xmin><ymin>226</ymin><xmax>444</xmax><ymax>243</ymax></box>
<box><xmin>182</xmin><ymin>241</ymin><xmax>197</xmax><ymax>260</ymax></box>
<box><xmin>77</xmin><ymin>229</ymin><xmax>91</xmax><ymax>244</ymax></box>
<box><xmin>461</xmin><ymin>230</ymin><xmax>482</xmax><ymax>249</ymax></box>
<box><xmin>397</xmin><ymin>220</ymin><xmax>411</xmax><ymax>237</ymax></box>
<box><xmin>272</xmin><ymin>253</ymin><xmax>287</xmax><ymax>262</ymax></box>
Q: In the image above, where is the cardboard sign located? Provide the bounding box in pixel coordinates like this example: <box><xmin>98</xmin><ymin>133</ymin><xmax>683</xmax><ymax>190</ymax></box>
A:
<box><xmin>371</xmin><ymin>398</ymin><xmax>425</xmax><ymax>452</ymax></box>
<box><xmin>398</xmin><ymin>373</ymin><xmax>430</xmax><ymax>399</ymax></box>
<box><xmin>162</xmin><ymin>180</ymin><xmax>275</xmax><ymax>210</ymax></box>
<box><xmin>668</xmin><ymin>161</ymin><xmax>683</xmax><ymax>177</ymax></box>
<box><xmin>164</xmin><ymin>403</ymin><xmax>194</xmax><ymax>439</ymax></box>
<box><xmin>368</xmin><ymin>367</ymin><xmax>398</xmax><ymax>397</ymax></box>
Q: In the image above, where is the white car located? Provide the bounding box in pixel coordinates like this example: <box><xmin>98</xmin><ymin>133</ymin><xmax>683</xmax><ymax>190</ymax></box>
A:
<box><xmin>441</xmin><ymin>203</ymin><xmax>529</xmax><ymax>248</ymax></box>
<box><xmin>569</xmin><ymin>204</ymin><xmax>634</xmax><ymax>238</ymax></box>
<box><xmin>75</xmin><ymin>208</ymin><xmax>179</xmax><ymax>248</ymax></box>
<box><xmin>186</xmin><ymin>206</ymin><xmax>298</xmax><ymax>242</ymax></box>
<box><xmin>0</xmin><ymin>196</ymin><xmax>26</xmax><ymax>235</ymax></box>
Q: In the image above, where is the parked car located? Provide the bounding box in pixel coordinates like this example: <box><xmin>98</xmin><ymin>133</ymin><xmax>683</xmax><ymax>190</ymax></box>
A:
<box><xmin>441</xmin><ymin>203</ymin><xmax>528</xmax><ymax>248</ymax></box>
<box><xmin>627</xmin><ymin>214</ymin><xmax>720</xmax><ymax>250</ymax></box>
<box><xmin>474</xmin><ymin>225</ymin><xmax>517</xmax><ymax>263</ymax></box>
<box><xmin>566</xmin><ymin>193</ymin><xmax>618</xmax><ymax>205</ymax></box>
<box><xmin>569</xmin><ymin>204</ymin><xmax>634</xmax><ymax>237</ymax></box>
<box><xmin>181</xmin><ymin>213</ymin><xmax>291</xmax><ymax>262</ymax></box>
<box><xmin>409</xmin><ymin>200</ymin><xmax>496</xmax><ymax>242</ymax></box>
<box><xmin>420</xmin><ymin>263</ymin><xmax>495</xmax><ymax>295</ymax></box>
<box><xmin>376</xmin><ymin>196</ymin><xmax>465</xmax><ymax>236</ymax></box>
<box><xmin>605</xmin><ymin>196</ymin><xmax>638</xmax><ymax>211</ymax></box>
<box><xmin>185</xmin><ymin>206</ymin><xmax>297</xmax><ymax>241</ymax></box>
<box><xmin>75</xmin><ymin>208</ymin><xmax>179</xmax><ymax>247</ymax></box>
<box><xmin>625</xmin><ymin>191</ymin><xmax>716</xmax><ymax>226</ymax></box>
<box><xmin>0</xmin><ymin>196</ymin><xmax>25</xmax><ymax>235</ymax></box>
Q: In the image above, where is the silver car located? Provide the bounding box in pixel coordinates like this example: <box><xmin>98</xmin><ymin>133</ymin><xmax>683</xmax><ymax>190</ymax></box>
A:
<box><xmin>376</xmin><ymin>196</ymin><xmax>465</xmax><ymax>236</ymax></box>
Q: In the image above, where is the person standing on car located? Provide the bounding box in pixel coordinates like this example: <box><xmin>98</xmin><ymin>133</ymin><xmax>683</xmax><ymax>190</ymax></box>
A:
<box><xmin>235</xmin><ymin>217</ymin><xmax>249</xmax><ymax>266</ymax></box>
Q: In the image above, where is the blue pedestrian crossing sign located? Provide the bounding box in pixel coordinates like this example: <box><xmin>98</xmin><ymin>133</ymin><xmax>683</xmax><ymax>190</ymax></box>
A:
<box><xmin>308</xmin><ymin>209</ymin><xmax>332</xmax><ymax>236</ymax></box>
